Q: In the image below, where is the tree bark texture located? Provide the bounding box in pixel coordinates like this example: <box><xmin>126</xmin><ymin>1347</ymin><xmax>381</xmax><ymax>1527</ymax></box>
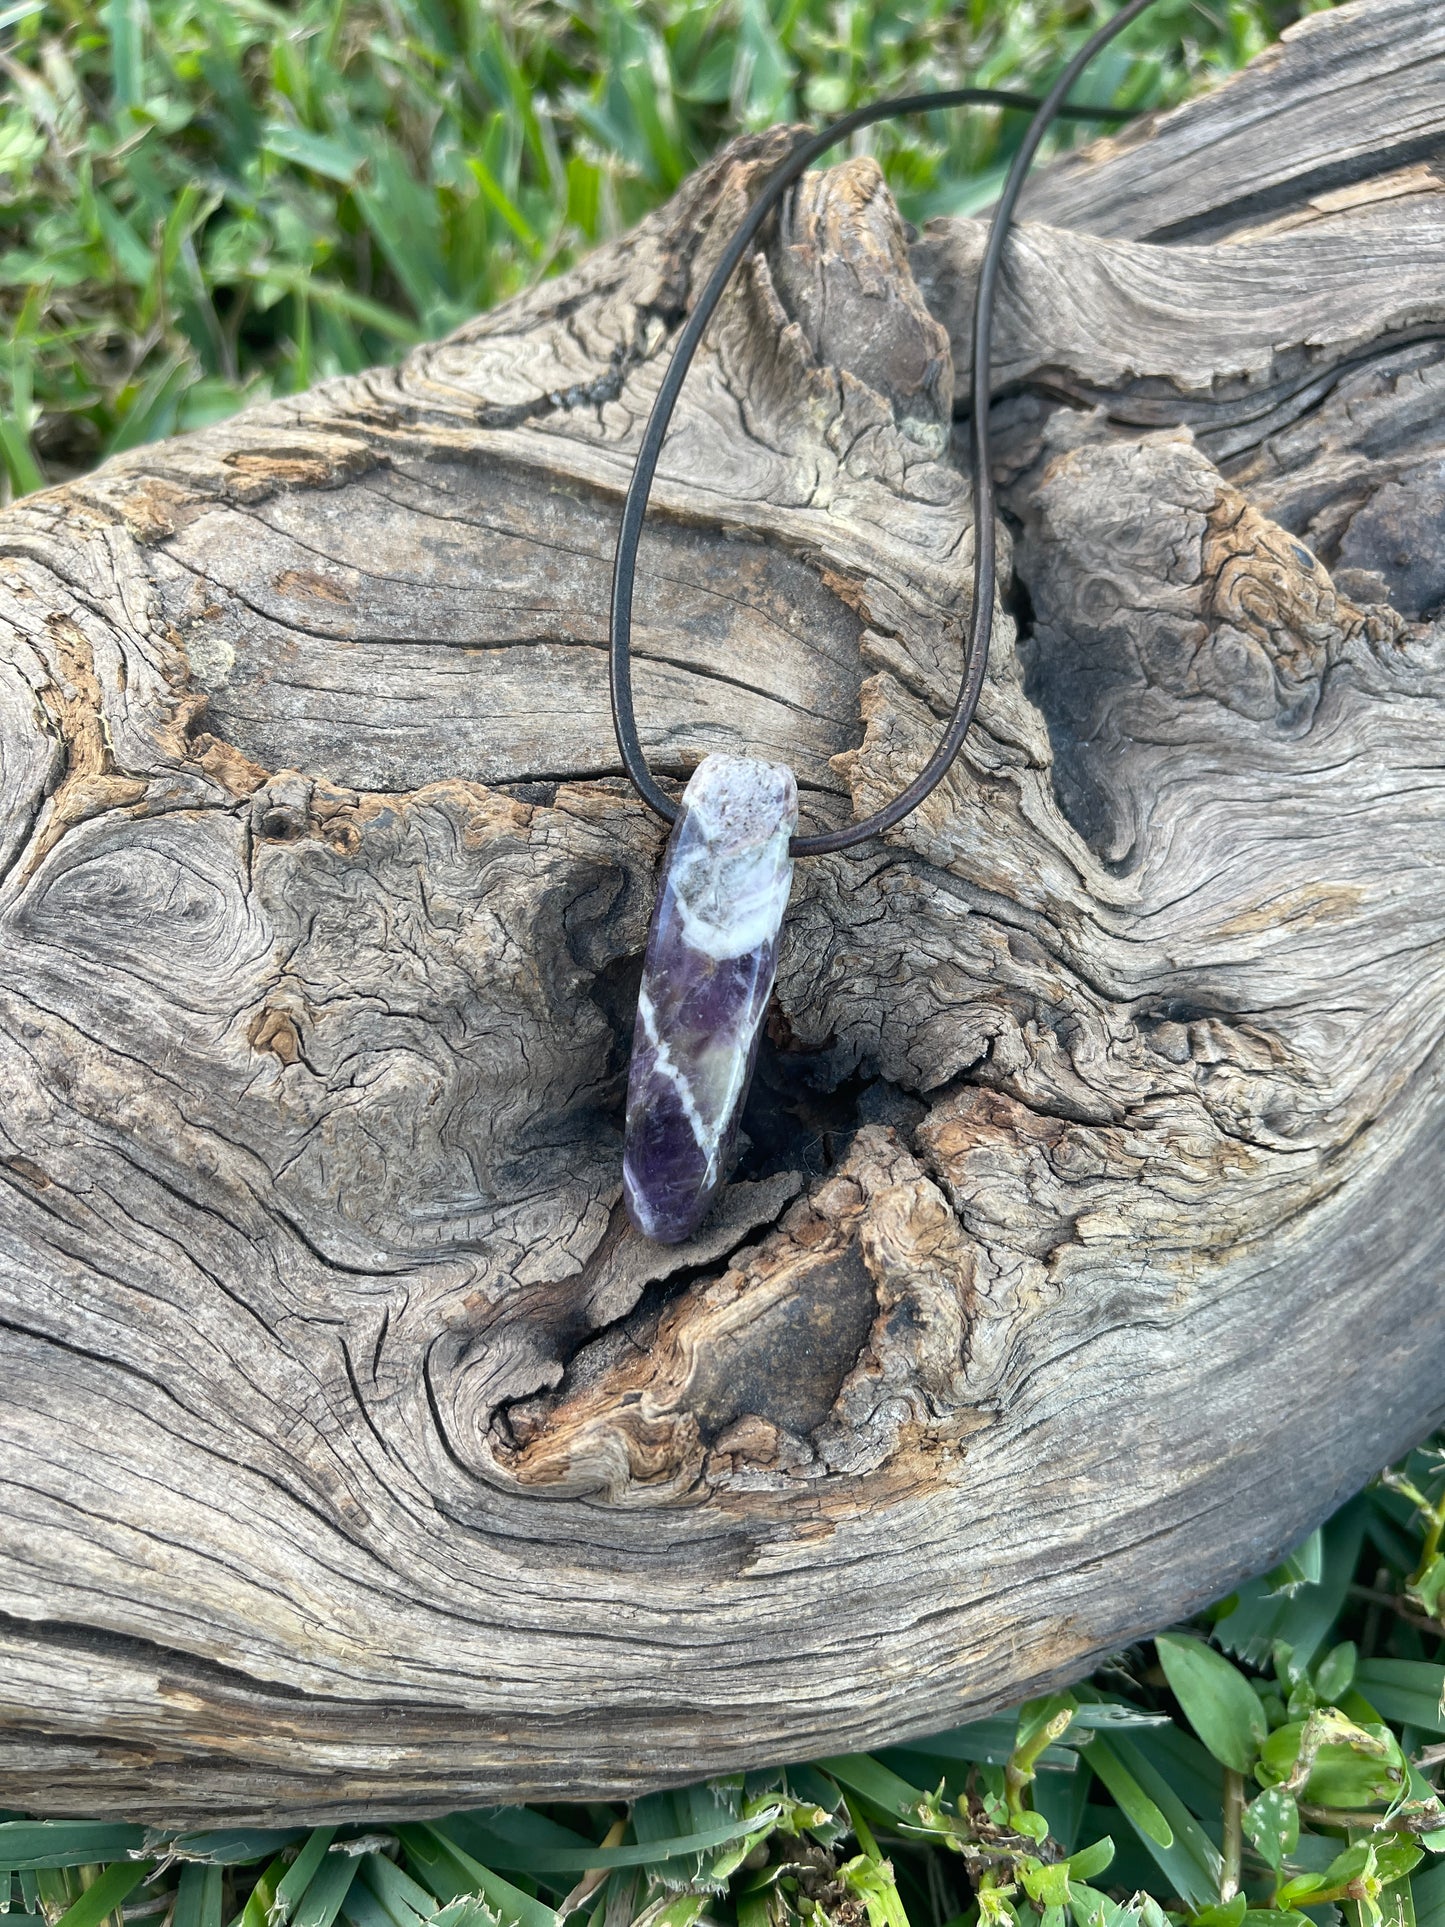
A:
<box><xmin>2</xmin><ymin>0</ymin><xmax>1444</xmax><ymax>1824</ymax></box>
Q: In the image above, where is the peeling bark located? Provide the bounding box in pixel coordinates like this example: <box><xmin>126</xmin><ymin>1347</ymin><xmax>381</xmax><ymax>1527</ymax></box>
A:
<box><xmin>1</xmin><ymin>0</ymin><xmax>1443</xmax><ymax>1823</ymax></box>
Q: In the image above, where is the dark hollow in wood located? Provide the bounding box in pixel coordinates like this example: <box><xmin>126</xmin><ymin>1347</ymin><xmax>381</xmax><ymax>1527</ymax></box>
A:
<box><xmin>1</xmin><ymin>0</ymin><xmax>1443</xmax><ymax>1823</ymax></box>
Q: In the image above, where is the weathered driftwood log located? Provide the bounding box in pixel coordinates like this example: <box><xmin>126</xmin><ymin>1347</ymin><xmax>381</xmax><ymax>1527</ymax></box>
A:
<box><xmin>2</xmin><ymin>0</ymin><xmax>1444</xmax><ymax>1825</ymax></box>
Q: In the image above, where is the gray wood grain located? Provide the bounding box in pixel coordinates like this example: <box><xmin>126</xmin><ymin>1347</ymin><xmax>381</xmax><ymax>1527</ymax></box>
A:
<box><xmin>912</xmin><ymin>195</ymin><xmax>1445</xmax><ymax>454</ymax></box>
<box><xmin>1018</xmin><ymin>0</ymin><xmax>1445</xmax><ymax>243</ymax></box>
<box><xmin>0</xmin><ymin>4</ymin><xmax>1443</xmax><ymax>1821</ymax></box>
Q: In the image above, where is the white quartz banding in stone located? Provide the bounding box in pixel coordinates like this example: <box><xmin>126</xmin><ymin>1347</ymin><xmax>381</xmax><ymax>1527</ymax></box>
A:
<box><xmin>622</xmin><ymin>754</ymin><xmax>798</xmax><ymax>1244</ymax></box>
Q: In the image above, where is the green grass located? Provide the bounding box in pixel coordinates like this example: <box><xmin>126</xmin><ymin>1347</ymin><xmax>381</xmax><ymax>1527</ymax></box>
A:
<box><xmin>0</xmin><ymin>0</ymin><xmax>1336</xmax><ymax>502</ymax></box>
<box><xmin>4</xmin><ymin>1436</ymin><xmax>1444</xmax><ymax>1927</ymax></box>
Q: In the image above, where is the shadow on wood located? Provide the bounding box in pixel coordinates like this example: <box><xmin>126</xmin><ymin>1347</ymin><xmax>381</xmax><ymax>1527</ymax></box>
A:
<box><xmin>1</xmin><ymin>0</ymin><xmax>1443</xmax><ymax>1823</ymax></box>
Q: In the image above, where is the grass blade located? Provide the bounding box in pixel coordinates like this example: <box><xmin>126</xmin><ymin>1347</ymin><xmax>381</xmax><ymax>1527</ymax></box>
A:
<box><xmin>358</xmin><ymin>1855</ymin><xmax>436</xmax><ymax>1927</ymax></box>
<box><xmin>815</xmin><ymin>1757</ymin><xmax>926</xmax><ymax>1824</ymax></box>
<box><xmin>397</xmin><ymin>1827</ymin><xmax>558</xmax><ymax>1927</ymax></box>
<box><xmin>1086</xmin><ymin>1735</ymin><xmax>1223</xmax><ymax>1912</ymax></box>
<box><xmin>421</xmin><ymin>1813</ymin><xmax>777</xmax><ymax>1879</ymax></box>
<box><xmin>166</xmin><ymin>1834</ymin><xmax>306</xmax><ymax>1869</ymax></box>
<box><xmin>1355</xmin><ymin>1663</ymin><xmax>1445</xmax><ymax>1734</ymax></box>
<box><xmin>103</xmin><ymin>0</ymin><xmax>143</xmax><ymax>109</ymax></box>
<box><xmin>0</xmin><ymin>1830</ymin><xmax>145</xmax><ymax>1873</ymax></box>
<box><xmin>172</xmin><ymin>1865</ymin><xmax>223</xmax><ymax>1927</ymax></box>
<box><xmin>52</xmin><ymin>1863</ymin><xmax>153</xmax><ymax>1927</ymax></box>
<box><xmin>232</xmin><ymin>1855</ymin><xmax>290</xmax><ymax>1927</ymax></box>
<box><xmin>1416</xmin><ymin>1857</ymin><xmax>1445</xmax><ymax>1927</ymax></box>
<box><xmin>291</xmin><ymin>1856</ymin><xmax>359</xmax><ymax>1927</ymax></box>
<box><xmin>340</xmin><ymin>1880</ymin><xmax>394</xmax><ymax>1927</ymax></box>
<box><xmin>273</xmin><ymin>1834</ymin><xmax>338</xmax><ymax>1926</ymax></box>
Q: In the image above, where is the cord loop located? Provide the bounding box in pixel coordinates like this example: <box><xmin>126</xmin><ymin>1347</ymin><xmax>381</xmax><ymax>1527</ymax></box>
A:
<box><xmin>608</xmin><ymin>0</ymin><xmax>1159</xmax><ymax>857</ymax></box>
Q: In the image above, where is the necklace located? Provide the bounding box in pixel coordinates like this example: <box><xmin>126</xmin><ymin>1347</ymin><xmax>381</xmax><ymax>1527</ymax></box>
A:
<box><xmin>612</xmin><ymin>0</ymin><xmax>1159</xmax><ymax>1243</ymax></box>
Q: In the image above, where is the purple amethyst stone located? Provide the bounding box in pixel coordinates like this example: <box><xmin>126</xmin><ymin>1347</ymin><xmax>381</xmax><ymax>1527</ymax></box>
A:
<box><xmin>623</xmin><ymin>754</ymin><xmax>798</xmax><ymax>1243</ymax></box>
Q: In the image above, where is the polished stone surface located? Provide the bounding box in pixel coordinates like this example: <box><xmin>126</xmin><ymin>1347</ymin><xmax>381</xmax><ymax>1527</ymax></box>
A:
<box><xmin>623</xmin><ymin>755</ymin><xmax>798</xmax><ymax>1243</ymax></box>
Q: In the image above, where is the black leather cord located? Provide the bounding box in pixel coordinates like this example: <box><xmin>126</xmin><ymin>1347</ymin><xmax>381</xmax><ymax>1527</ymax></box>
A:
<box><xmin>608</xmin><ymin>0</ymin><xmax>1161</xmax><ymax>856</ymax></box>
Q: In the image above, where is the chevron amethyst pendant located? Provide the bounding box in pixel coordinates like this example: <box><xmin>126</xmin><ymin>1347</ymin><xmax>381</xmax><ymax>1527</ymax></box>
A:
<box><xmin>622</xmin><ymin>755</ymin><xmax>798</xmax><ymax>1243</ymax></box>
